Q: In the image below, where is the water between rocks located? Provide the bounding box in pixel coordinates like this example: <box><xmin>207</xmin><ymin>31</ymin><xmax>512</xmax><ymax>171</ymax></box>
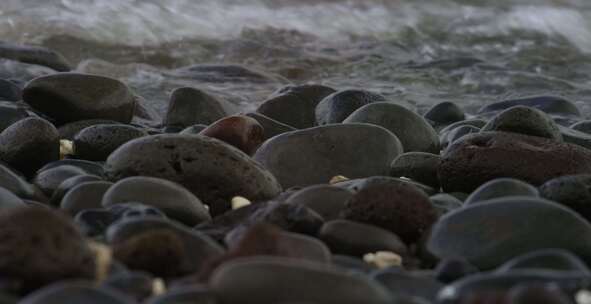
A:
<box><xmin>2</xmin><ymin>0</ymin><xmax>591</xmax><ymax>119</ymax></box>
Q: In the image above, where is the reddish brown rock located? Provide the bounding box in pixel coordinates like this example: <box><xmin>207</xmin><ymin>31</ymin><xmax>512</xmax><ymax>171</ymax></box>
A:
<box><xmin>439</xmin><ymin>131</ymin><xmax>591</xmax><ymax>193</ymax></box>
<box><xmin>341</xmin><ymin>177</ymin><xmax>437</xmax><ymax>244</ymax></box>
<box><xmin>199</xmin><ymin>115</ymin><xmax>264</xmax><ymax>155</ymax></box>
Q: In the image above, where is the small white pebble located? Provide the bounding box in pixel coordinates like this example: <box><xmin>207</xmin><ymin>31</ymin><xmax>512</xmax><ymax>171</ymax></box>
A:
<box><xmin>231</xmin><ymin>196</ymin><xmax>251</xmax><ymax>210</ymax></box>
<box><xmin>363</xmin><ymin>251</ymin><xmax>403</xmax><ymax>269</ymax></box>
<box><xmin>577</xmin><ymin>290</ymin><xmax>591</xmax><ymax>304</ymax></box>
<box><xmin>329</xmin><ymin>175</ymin><xmax>349</xmax><ymax>184</ymax></box>
<box><xmin>87</xmin><ymin>241</ymin><xmax>112</xmax><ymax>283</ymax></box>
<box><xmin>60</xmin><ymin>139</ymin><xmax>73</xmax><ymax>159</ymax></box>
<box><xmin>152</xmin><ymin>278</ymin><xmax>166</xmax><ymax>296</ymax></box>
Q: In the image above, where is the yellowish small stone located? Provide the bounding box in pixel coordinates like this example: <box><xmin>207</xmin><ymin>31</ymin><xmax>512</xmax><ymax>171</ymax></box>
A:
<box><xmin>329</xmin><ymin>175</ymin><xmax>349</xmax><ymax>184</ymax></box>
<box><xmin>60</xmin><ymin>139</ymin><xmax>73</xmax><ymax>159</ymax></box>
<box><xmin>152</xmin><ymin>278</ymin><xmax>167</xmax><ymax>296</ymax></box>
<box><xmin>577</xmin><ymin>290</ymin><xmax>591</xmax><ymax>304</ymax></box>
<box><xmin>88</xmin><ymin>241</ymin><xmax>112</xmax><ymax>283</ymax></box>
<box><xmin>231</xmin><ymin>196</ymin><xmax>251</xmax><ymax>210</ymax></box>
<box><xmin>363</xmin><ymin>251</ymin><xmax>403</xmax><ymax>269</ymax></box>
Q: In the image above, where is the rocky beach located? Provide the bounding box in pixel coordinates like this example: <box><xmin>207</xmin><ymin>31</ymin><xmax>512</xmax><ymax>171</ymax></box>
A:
<box><xmin>2</xmin><ymin>0</ymin><xmax>591</xmax><ymax>303</ymax></box>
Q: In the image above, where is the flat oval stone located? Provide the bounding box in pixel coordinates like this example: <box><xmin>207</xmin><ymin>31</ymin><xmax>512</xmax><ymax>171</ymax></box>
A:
<box><xmin>107</xmin><ymin>217</ymin><xmax>224</xmax><ymax>275</ymax></box>
<box><xmin>315</xmin><ymin>89</ymin><xmax>387</xmax><ymax>125</ymax></box>
<box><xmin>39</xmin><ymin>159</ymin><xmax>104</xmax><ymax>177</ymax></box>
<box><xmin>199</xmin><ymin>115</ymin><xmax>264</xmax><ymax>156</ymax></box>
<box><xmin>0</xmin><ymin>207</ymin><xmax>96</xmax><ymax>293</ymax></box>
<box><xmin>210</xmin><ymin>257</ymin><xmax>392</xmax><ymax>304</ymax></box>
<box><xmin>105</xmin><ymin>134</ymin><xmax>282</xmax><ymax>216</ymax></box>
<box><xmin>558</xmin><ymin>125</ymin><xmax>591</xmax><ymax>150</ymax></box>
<box><xmin>464</xmin><ymin>178</ymin><xmax>539</xmax><ymax>205</ymax></box>
<box><xmin>20</xmin><ymin>282</ymin><xmax>133</xmax><ymax>304</ymax></box>
<box><xmin>0</xmin><ymin>117</ymin><xmax>59</xmax><ymax>177</ymax></box>
<box><xmin>245</xmin><ymin>112</ymin><xmax>296</xmax><ymax>140</ymax></box>
<box><xmin>427</xmin><ymin>197</ymin><xmax>591</xmax><ymax>269</ymax></box>
<box><xmin>0</xmin><ymin>186</ymin><xmax>26</xmax><ymax>210</ymax></box>
<box><xmin>61</xmin><ymin>181</ymin><xmax>112</xmax><ymax>215</ymax></box>
<box><xmin>335</xmin><ymin>176</ymin><xmax>437</xmax><ymax>196</ymax></box>
<box><xmin>285</xmin><ymin>185</ymin><xmax>353</xmax><ymax>220</ymax></box>
<box><xmin>424</xmin><ymin>101</ymin><xmax>465</xmax><ymax>127</ymax></box>
<box><xmin>257</xmin><ymin>84</ymin><xmax>336</xmax><ymax>129</ymax></box>
<box><xmin>23</xmin><ymin>73</ymin><xmax>135</xmax><ymax>124</ymax></box>
<box><xmin>341</xmin><ymin>177</ymin><xmax>437</xmax><ymax>244</ymax></box>
<box><xmin>0</xmin><ymin>42</ymin><xmax>71</xmax><ymax>72</ymax></box>
<box><xmin>102</xmin><ymin>176</ymin><xmax>210</xmax><ymax>226</ymax></box>
<box><xmin>163</xmin><ymin>87</ymin><xmax>228</xmax><ymax>128</ymax></box>
<box><xmin>442</xmin><ymin>125</ymin><xmax>481</xmax><ymax>147</ymax></box>
<box><xmin>344</xmin><ymin>102</ymin><xmax>440</xmax><ymax>153</ymax></box>
<box><xmin>0</xmin><ymin>163</ymin><xmax>42</xmax><ymax>200</ymax></box>
<box><xmin>434</xmin><ymin>257</ymin><xmax>479</xmax><ymax>284</ymax></box>
<box><xmin>390</xmin><ymin>152</ymin><xmax>441</xmax><ymax>189</ymax></box>
<box><xmin>57</xmin><ymin>119</ymin><xmax>121</xmax><ymax>140</ymax></box>
<box><xmin>430</xmin><ymin>193</ymin><xmax>464</xmax><ymax>215</ymax></box>
<box><xmin>439</xmin><ymin>131</ymin><xmax>591</xmax><ymax>193</ymax></box>
<box><xmin>481</xmin><ymin>106</ymin><xmax>562</xmax><ymax>141</ymax></box>
<box><xmin>496</xmin><ymin>249</ymin><xmax>590</xmax><ymax>274</ymax></box>
<box><xmin>0</xmin><ymin>79</ymin><xmax>22</xmax><ymax>101</ymax></box>
<box><xmin>571</xmin><ymin>120</ymin><xmax>591</xmax><ymax>134</ymax></box>
<box><xmin>101</xmin><ymin>271</ymin><xmax>154</xmax><ymax>302</ymax></box>
<box><xmin>478</xmin><ymin>96</ymin><xmax>581</xmax><ymax>117</ymax></box>
<box><xmin>539</xmin><ymin>174</ymin><xmax>591</xmax><ymax>221</ymax></box>
<box><xmin>74</xmin><ymin>124</ymin><xmax>147</xmax><ymax>161</ymax></box>
<box><xmin>33</xmin><ymin>165</ymin><xmax>87</xmax><ymax>196</ymax></box>
<box><xmin>254</xmin><ymin>123</ymin><xmax>402</xmax><ymax>189</ymax></box>
<box><xmin>373</xmin><ymin>270</ymin><xmax>444</xmax><ymax>302</ymax></box>
<box><xmin>319</xmin><ymin>219</ymin><xmax>408</xmax><ymax>257</ymax></box>
<box><xmin>50</xmin><ymin>174</ymin><xmax>103</xmax><ymax>206</ymax></box>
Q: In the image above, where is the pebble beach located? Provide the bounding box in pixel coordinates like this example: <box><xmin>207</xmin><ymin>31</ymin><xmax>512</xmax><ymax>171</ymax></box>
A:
<box><xmin>2</xmin><ymin>0</ymin><xmax>591</xmax><ymax>303</ymax></box>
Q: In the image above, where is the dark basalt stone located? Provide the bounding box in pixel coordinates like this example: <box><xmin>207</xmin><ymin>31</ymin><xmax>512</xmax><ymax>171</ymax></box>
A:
<box><xmin>341</xmin><ymin>177</ymin><xmax>437</xmax><ymax>244</ymax></box>
<box><xmin>285</xmin><ymin>185</ymin><xmax>353</xmax><ymax>221</ymax></box>
<box><xmin>0</xmin><ymin>117</ymin><xmax>59</xmax><ymax>177</ymax></box>
<box><xmin>439</xmin><ymin>131</ymin><xmax>591</xmax><ymax>193</ymax></box>
<box><xmin>496</xmin><ymin>249</ymin><xmax>591</xmax><ymax>274</ymax></box>
<box><xmin>373</xmin><ymin>270</ymin><xmax>444</xmax><ymax>302</ymax></box>
<box><xmin>50</xmin><ymin>174</ymin><xmax>103</xmax><ymax>207</ymax></box>
<box><xmin>101</xmin><ymin>271</ymin><xmax>154</xmax><ymax>302</ymax></box>
<box><xmin>19</xmin><ymin>281</ymin><xmax>134</xmax><ymax>304</ymax></box>
<box><xmin>57</xmin><ymin>119</ymin><xmax>121</xmax><ymax>140</ymax></box>
<box><xmin>0</xmin><ymin>163</ymin><xmax>45</xmax><ymax>201</ymax></box>
<box><xmin>144</xmin><ymin>286</ymin><xmax>216</xmax><ymax>304</ymax></box>
<box><xmin>464</xmin><ymin>178</ymin><xmax>539</xmax><ymax>205</ymax></box>
<box><xmin>60</xmin><ymin>181</ymin><xmax>113</xmax><ymax>215</ymax></box>
<box><xmin>441</xmin><ymin>125</ymin><xmax>481</xmax><ymax>147</ymax></box>
<box><xmin>75</xmin><ymin>203</ymin><xmax>166</xmax><ymax>237</ymax></box>
<box><xmin>0</xmin><ymin>207</ymin><xmax>96</xmax><ymax>294</ymax></box>
<box><xmin>254</xmin><ymin>124</ymin><xmax>402</xmax><ymax>189</ymax></box>
<box><xmin>315</xmin><ymin>89</ymin><xmax>387</xmax><ymax>125</ymax></box>
<box><xmin>210</xmin><ymin>257</ymin><xmax>392</xmax><ymax>304</ymax></box>
<box><xmin>33</xmin><ymin>165</ymin><xmax>87</xmax><ymax>196</ymax></box>
<box><xmin>390</xmin><ymin>152</ymin><xmax>441</xmax><ymax>189</ymax></box>
<box><xmin>39</xmin><ymin>159</ymin><xmax>104</xmax><ymax>177</ymax></box>
<box><xmin>428</xmin><ymin>197</ymin><xmax>591</xmax><ymax>269</ymax></box>
<box><xmin>245</xmin><ymin>112</ymin><xmax>297</xmax><ymax>141</ymax></box>
<box><xmin>102</xmin><ymin>176</ymin><xmax>210</xmax><ymax>226</ymax></box>
<box><xmin>481</xmin><ymin>105</ymin><xmax>562</xmax><ymax>141</ymax></box>
<box><xmin>73</xmin><ymin>124</ymin><xmax>147</xmax><ymax>161</ymax></box>
<box><xmin>0</xmin><ymin>79</ymin><xmax>22</xmax><ymax>101</ymax></box>
<box><xmin>105</xmin><ymin>134</ymin><xmax>282</xmax><ymax>216</ymax></box>
<box><xmin>179</xmin><ymin>124</ymin><xmax>208</xmax><ymax>135</ymax></box>
<box><xmin>163</xmin><ymin>87</ymin><xmax>229</xmax><ymax>128</ymax></box>
<box><xmin>434</xmin><ymin>257</ymin><xmax>479</xmax><ymax>284</ymax></box>
<box><xmin>571</xmin><ymin>120</ymin><xmax>591</xmax><ymax>134</ymax></box>
<box><xmin>172</xmin><ymin>64</ymin><xmax>281</xmax><ymax>84</ymax></box>
<box><xmin>0</xmin><ymin>186</ymin><xmax>26</xmax><ymax>210</ymax></box>
<box><xmin>343</xmin><ymin>102</ymin><xmax>440</xmax><ymax>153</ymax></box>
<box><xmin>539</xmin><ymin>174</ymin><xmax>591</xmax><ymax>221</ymax></box>
<box><xmin>257</xmin><ymin>84</ymin><xmax>336</xmax><ymax>129</ymax></box>
<box><xmin>23</xmin><ymin>73</ymin><xmax>136</xmax><ymax>125</ymax></box>
<box><xmin>0</xmin><ymin>41</ymin><xmax>71</xmax><ymax>72</ymax></box>
<box><xmin>424</xmin><ymin>101</ymin><xmax>465</xmax><ymax>127</ymax></box>
<box><xmin>0</xmin><ymin>101</ymin><xmax>29</xmax><ymax>132</ymax></box>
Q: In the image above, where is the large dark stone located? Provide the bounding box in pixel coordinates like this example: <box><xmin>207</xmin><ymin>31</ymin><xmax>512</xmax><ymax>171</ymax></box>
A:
<box><xmin>464</xmin><ymin>178</ymin><xmax>539</xmax><ymax>205</ymax></box>
<box><xmin>427</xmin><ymin>197</ymin><xmax>591</xmax><ymax>269</ymax></box>
<box><xmin>481</xmin><ymin>105</ymin><xmax>562</xmax><ymax>141</ymax></box>
<box><xmin>539</xmin><ymin>174</ymin><xmax>591</xmax><ymax>221</ymax></box>
<box><xmin>285</xmin><ymin>185</ymin><xmax>353</xmax><ymax>220</ymax></box>
<box><xmin>0</xmin><ymin>41</ymin><xmax>71</xmax><ymax>72</ymax></box>
<box><xmin>19</xmin><ymin>282</ymin><xmax>133</xmax><ymax>304</ymax></box>
<box><xmin>105</xmin><ymin>134</ymin><xmax>282</xmax><ymax>216</ymax></box>
<box><xmin>424</xmin><ymin>101</ymin><xmax>465</xmax><ymax>127</ymax></box>
<box><xmin>254</xmin><ymin>123</ymin><xmax>402</xmax><ymax>189</ymax></box>
<box><xmin>245</xmin><ymin>112</ymin><xmax>296</xmax><ymax>140</ymax></box>
<box><xmin>73</xmin><ymin>124</ymin><xmax>147</xmax><ymax>161</ymax></box>
<box><xmin>257</xmin><ymin>84</ymin><xmax>336</xmax><ymax>129</ymax></box>
<box><xmin>315</xmin><ymin>89</ymin><xmax>387</xmax><ymax>125</ymax></box>
<box><xmin>23</xmin><ymin>73</ymin><xmax>136</xmax><ymax>124</ymax></box>
<box><xmin>439</xmin><ymin>131</ymin><xmax>591</xmax><ymax>193</ymax></box>
<box><xmin>0</xmin><ymin>117</ymin><xmax>59</xmax><ymax>177</ymax></box>
<box><xmin>163</xmin><ymin>87</ymin><xmax>229</xmax><ymax>128</ymax></box>
<box><xmin>478</xmin><ymin>96</ymin><xmax>581</xmax><ymax>117</ymax></box>
<box><xmin>390</xmin><ymin>152</ymin><xmax>441</xmax><ymax>188</ymax></box>
<box><xmin>199</xmin><ymin>115</ymin><xmax>264</xmax><ymax>156</ymax></box>
<box><xmin>344</xmin><ymin>102</ymin><xmax>440</xmax><ymax>153</ymax></box>
<box><xmin>0</xmin><ymin>79</ymin><xmax>22</xmax><ymax>101</ymax></box>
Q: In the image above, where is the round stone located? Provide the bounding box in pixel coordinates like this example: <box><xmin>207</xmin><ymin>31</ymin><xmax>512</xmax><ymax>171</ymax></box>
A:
<box><xmin>102</xmin><ymin>176</ymin><xmax>210</xmax><ymax>226</ymax></box>
<box><xmin>105</xmin><ymin>134</ymin><xmax>282</xmax><ymax>216</ymax></box>
<box><xmin>539</xmin><ymin>174</ymin><xmax>591</xmax><ymax>221</ymax></box>
<box><xmin>285</xmin><ymin>185</ymin><xmax>353</xmax><ymax>221</ymax></box>
<box><xmin>478</xmin><ymin>95</ymin><xmax>581</xmax><ymax>117</ymax></box>
<box><xmin>343</xmin><ymin>102</ymin><xmax>440</xmax><ymax>153</ymax></box>
<box><xmin>464</xmin><ymin>178</ymin><xmax>539</xmax><ymax>205</ymax></box>
<box><xmin>481</xmin><ymin>105</ymin><xmax>562</xmax><ymax>141</ymax></box>
<box><xmin>19</xmin><ymin>282</ymin><xmax>133</xmax><ymax>304</ymax></box>
<box><xmin>315</xmin><ymin>89</ymin><xmax>387</xmax><ymax>125</ymax></box>
<box><xmin>74</xmin><ymin>124</ymin><xmax>147</xmax><ymax>161</ymax></box>
<box><xmin>23</xmin><ymin>73</ymin><xmax>136</xmax><ymax>124</ymax></box>
<box><xmin>424</xmin><ymin>101</ymin><xmax>465</xmax><ymax>127</ymax></box>
<box><xmin>199</xmin><ymin>115</ymin><xmax>264</xmax><ymax>156</ymax></box>
<box><xmin>61</xmin><ymin>181</ymin><xmax>113</xmax><ymax>215</ymax></box>
<box><xmin>390</xmin><ymin>152</ymin><xmax>441</xmax><ymax>188</ymax></box>
<box><xmin>163</xmin><ymin>87</ymin><xmax>228</xmax><ymax>128</ymax></box>
<box><xmin>253</xmin><ymin>123</ymin><xmax>402</xmax><ymax>189</ymax></box>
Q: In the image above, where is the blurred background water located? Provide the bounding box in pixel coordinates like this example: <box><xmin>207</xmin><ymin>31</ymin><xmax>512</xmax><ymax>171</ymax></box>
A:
<box><xmin>2</xmin><ymin>0</ymin><xmax>591</xmax><ymax>116</ymax></box>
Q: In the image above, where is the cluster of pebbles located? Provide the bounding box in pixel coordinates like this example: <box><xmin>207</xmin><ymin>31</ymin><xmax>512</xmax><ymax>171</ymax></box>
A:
<box><xmin>2</xmin><ymin>43</ymin><xmax>591</xmax><ymax>304</ymax></box>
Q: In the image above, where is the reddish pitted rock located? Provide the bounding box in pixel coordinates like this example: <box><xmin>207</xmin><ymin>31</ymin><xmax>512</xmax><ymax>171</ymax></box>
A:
<box><xmin>439</xmin><ymin>131</ymin><xmax>591</xmax><ymax>193</ymax></box>
<box><xmin>341</xmin><ymin>177</ymin><xmax>437</xmax><ymax>244</ymax></box>
<box><xmin>199</xmin><ymin>115</ymin><xmax>264</xmax><ymax>156</ymax></box>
